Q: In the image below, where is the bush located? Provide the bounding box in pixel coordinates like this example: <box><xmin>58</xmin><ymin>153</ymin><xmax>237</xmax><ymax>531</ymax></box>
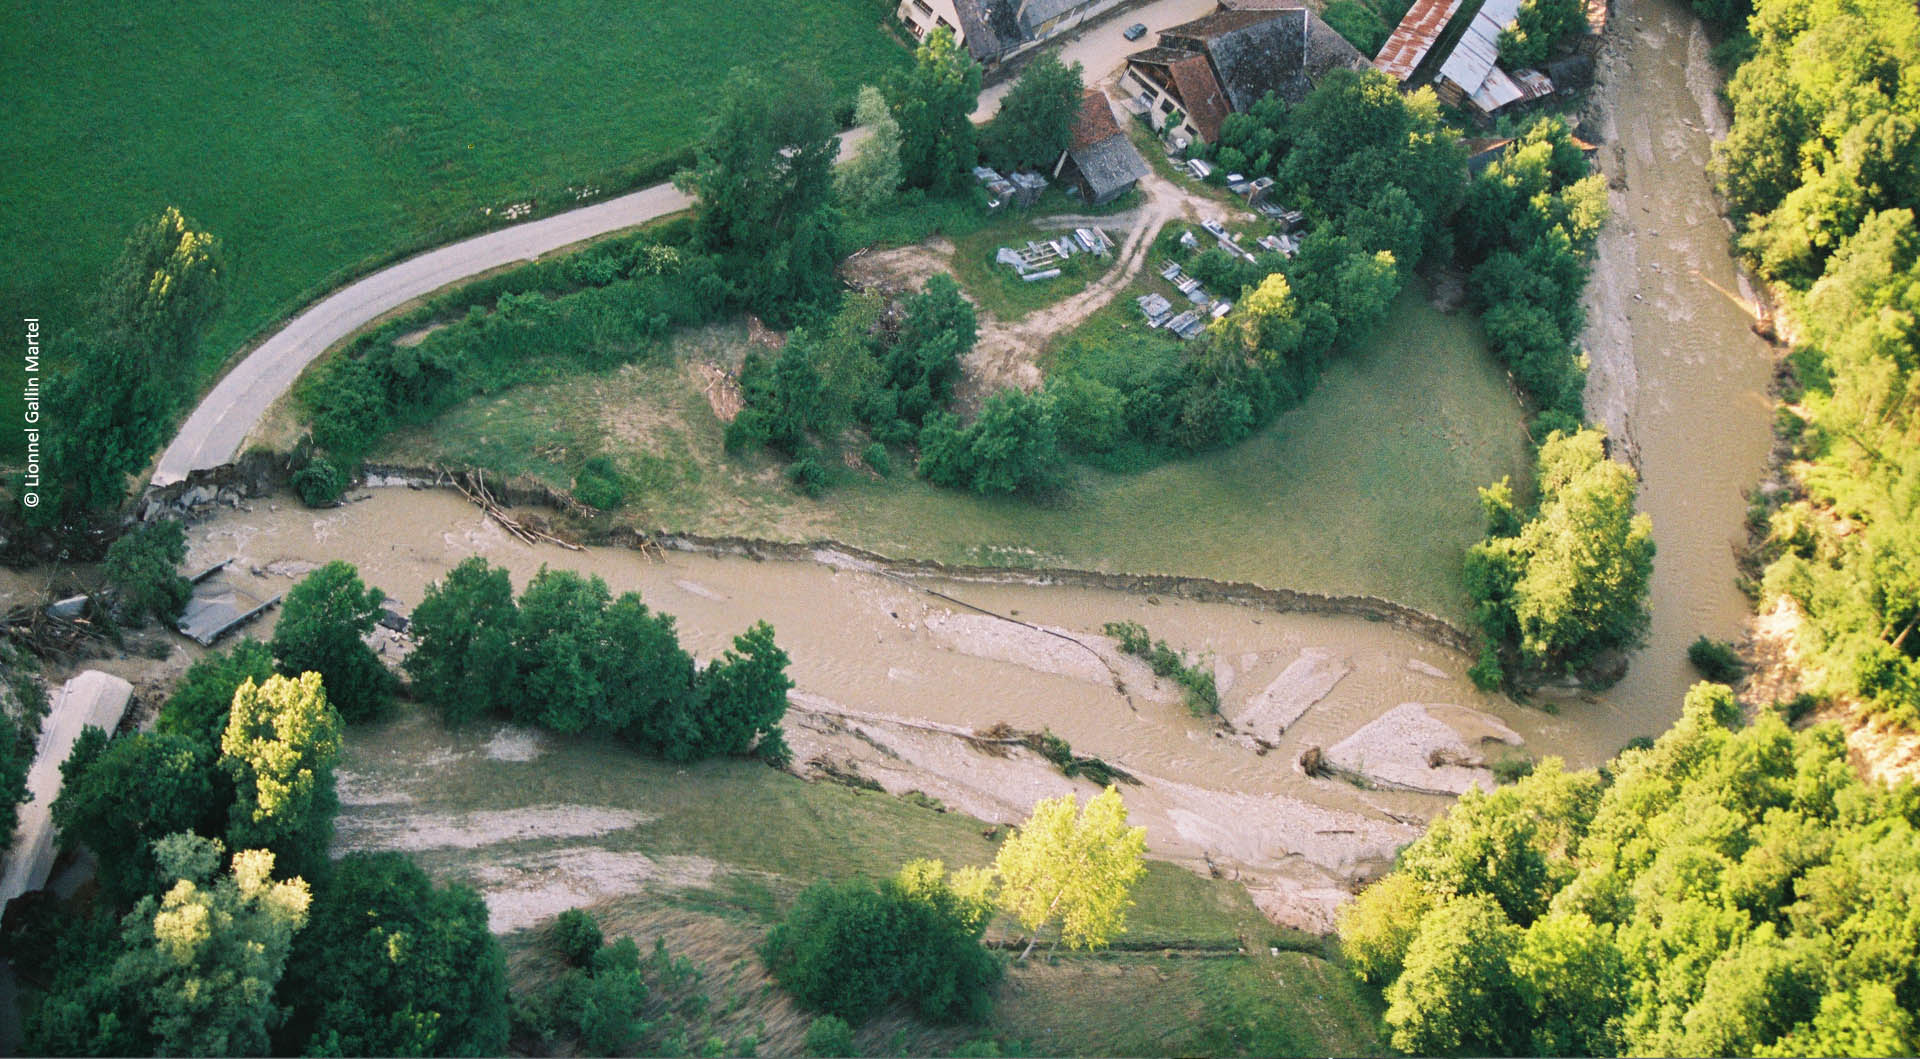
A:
<box><xmin>761</xmin><ymin>866</ymin><xmax>1000</xmax><ymax>1023</ymax></box>
<box><xmin>861</xmin><ymin>442</ymin><xmax>891</xmax><ymax>477</ymax></box>
<box><xmin>102</xmin><ymin>520</ymin><xmax>191</xmax><ymax>626</ymax></box>
<box><xmin>804</xmin><ymin>1016</ymin><xmax>858</xmax><ymax>1058</ymax></box>
<box><xmin>788</xmin><ymin>456</ymin><xmax>829</xmax><ymax>497</ymax></box>
<box><xmin>291</xmin><ymin>457</ymin><xmax>347</xmax><ymax>507</ymax></box>
<box><xmin>555</xmin><ymin>909</ymin><xmax>605</xmax><ymax>967</ymax></box>
<box><xmin>573</xmin><ymin>455</ymin><xmax>628</xmax><ymax>510</ymax></box>
<box><xmin>1103</xmin><ymin>620</ymin><xmax>1218</xmax><ymax>714</ymax></box>
<box><xmin>1686</xmin><ymin>636</ymin><xmax>1745</xmax><ymax>683</ymax></box>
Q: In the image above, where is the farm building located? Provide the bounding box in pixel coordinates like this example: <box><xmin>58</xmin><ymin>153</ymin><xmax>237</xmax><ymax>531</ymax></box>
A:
<box><xmin>1372</xmin><ymin>0</ymin><xmax>1557</xmax><ymax>116</ymax></box>
<box><xmin>1054</xmin><ymin>90</ymin><xmax>1151</xmax><ymax>205</ymax></box>
<box><xmin>1121</xmin><ymin>4</ymin><xmax>1367</xmax><ymax>145</ymax></box>
<box><xmin>894</xmin><ymin>0</ymin><xmax>1130</xmax><ymax>65</ymax></box>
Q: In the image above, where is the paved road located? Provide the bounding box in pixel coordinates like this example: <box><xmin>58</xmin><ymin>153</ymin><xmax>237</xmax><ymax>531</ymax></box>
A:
<box><xmin>156</xmin><ymin>0</ymin><xmax>1209</xmax><ymax>485</ymax></box>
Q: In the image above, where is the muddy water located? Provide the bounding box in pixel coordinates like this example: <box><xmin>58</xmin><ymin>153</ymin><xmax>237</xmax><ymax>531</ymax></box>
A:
<box><xmin>176</xmin><ymin>489</ymin><xmax>1611</xmax><ymax>929</ymax></box>
<box><xmin>1578</xmin><ymin>0</ymin><xmax>1776</xmax><ymax>740</ymax></box>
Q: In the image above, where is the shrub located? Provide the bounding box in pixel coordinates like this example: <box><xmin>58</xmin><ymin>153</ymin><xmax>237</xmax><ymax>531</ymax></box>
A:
<box><xmin>554</xmin><ymin>909</ymin><xmax>605</xmax><ymax>967</ymax></box>
<box><xmin>573</xmin><ymin>456</ymin><xmax>628</xmax><ymax>510</ymax></box>
<box><xmin>788</xmin><ymin>456</ymin><xmax>829</xmax><ymax>497</ymax></box>
<box><xmin>1686</xmin><ymin>636</ymin><xmax>1745</xmax><ymax>683</ymax></box>
<box><xmin>102</xmin><ymin>520</ymin><xmax>191</xmax><ymax>626</ymax></box>
<box><xmin>861</xmin><ymin>442</ymin><xmax>892</xmax><ymax>477</ymax></box>
<box><xmin>291</xmin><ymin>457</ymin><xmax>346</xmax><ymax>508</ymax></box>
<box><xmin>804</xmin><ymin>1016</ymin><xmax>858</xmax><ymax>1058</ymax></box>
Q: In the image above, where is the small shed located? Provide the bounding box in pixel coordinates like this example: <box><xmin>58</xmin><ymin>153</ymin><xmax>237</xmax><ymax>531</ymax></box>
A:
<box><xmin>1</xmin><ymin>672</ymin><xmax>135</xmax><ymax>919</ymax></box>
<box><xmin>1055</xmin><ymin>90</ymin><xmax>1150</xmax><ymax>206</ymax></box>
<box><xmin>1137</xmin><ymin>292</ymin><xmax>1175</xmax><ymax>326</ymax></box>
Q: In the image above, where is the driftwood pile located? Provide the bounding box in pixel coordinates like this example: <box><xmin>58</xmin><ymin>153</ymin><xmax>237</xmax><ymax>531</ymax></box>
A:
<box><xmin>439</xmin><ymin>467</ymin><xmax>583</xmax><ymax>551</ymax></box>
<box><xmin>2</xmin><ymin>604</ymin><xmax>106</xmax><ymax>662</ymax></box>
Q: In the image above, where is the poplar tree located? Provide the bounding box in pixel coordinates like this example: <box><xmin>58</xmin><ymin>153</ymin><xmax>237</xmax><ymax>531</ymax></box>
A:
<box><xmin>889</xmin><ymin>27</ymin><xmax>981</xmax><ymax>194</ymax></box>
<box><xmin>221</xmin><ymin>672</ymin><xmax>342</xmax><ymax>882</ymax></box>
<box><xmin>993</xmin><ymin>785</ymin><xmax>1146</xmax><ymax>957</ymax></box>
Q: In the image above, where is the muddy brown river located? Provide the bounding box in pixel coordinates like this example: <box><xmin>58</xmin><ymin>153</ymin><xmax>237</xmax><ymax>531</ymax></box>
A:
<box><xmin>5</xmin><ymin>0</ymin><xmax>1775</xmax><ymax>937</ymax></box>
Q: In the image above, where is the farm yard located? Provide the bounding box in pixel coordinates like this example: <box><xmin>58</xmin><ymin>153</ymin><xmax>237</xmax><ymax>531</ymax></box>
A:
<box><xmin>0</xmin><ymin>0</ymin><xmax>908</xmax><ymax>459</ymax></box>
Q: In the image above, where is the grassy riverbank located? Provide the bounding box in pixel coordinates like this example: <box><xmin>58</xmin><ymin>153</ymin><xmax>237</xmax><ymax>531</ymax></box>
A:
<box><xmin>378</xmin><ymin>283</ymin><xmax>1529</xmax><ymax>622</ymax></box>
<box><xmin>345</xmin><ymin>708</ymin><xmax>1387</xmax><ymax>1057</ymax></box>
<box><xmin>0</xmin><ymin>0</ymin><xmax>906</xmax><ymax>460</ymax></box>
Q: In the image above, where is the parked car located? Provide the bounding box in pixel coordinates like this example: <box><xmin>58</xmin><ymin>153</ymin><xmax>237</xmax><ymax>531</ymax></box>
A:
<box><xmin>1123</xmin><ymin>22</ymin><xmax>1148</xmax><ymax>40</ymax></box>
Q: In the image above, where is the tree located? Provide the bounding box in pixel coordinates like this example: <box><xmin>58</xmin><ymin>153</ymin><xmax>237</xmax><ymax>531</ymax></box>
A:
<box><xmin>668</xmin><ymin>620</ymin><xmax>792</xmax><ymax>762</ymax></box>
<box><xmin>761</xmin><ymin>860</ymin><xmax>1001</xmax><ymax>1022</ymax></box>
<box><xmin>277</xmin><ymin>852</ymin><xmax>508</xmax><ymax>1057</ymax></box>
<box><xmin>890</xmin><ymin>27</ymin><xmax>982</xmax><ymax>194</ymax></box>
<box><xmin>103</xmin><ymin>520</ymin><xmax>191</xmax><ymax>626</ymax></box>
<box><xmin>156</xmin><ymin>639</ymin><xmax>277</xmax><ymax>749</ymax></box>
<box><xmin>92</xmin><ymin>206</ymin><xmax>226</xmax><ymax>372</ymax></box>
<box><xmin>221</xmin><ymin>672</ymin><xmax>343</xmax><ymax>883</ymax></box>
<box><xmin>404</xmin><ymin>557</ymin><xmax>520</xmax><ymax>725</ymax></box>
<box><xmin>51</xmin><ymin>728</ymin><xmax>227</xmax><ymax>907</ymax></box>
<box><xmin>270</xmin><ymin>560</ymin><xmax>393</xmax><ymax>722</ymax></box>
<box><xmin>836</xmin><ymin>86</ymin><xmax>903</xmax><ymax>214</ymax></box>
<box><xmin>109</xmin><ymin>834</ymin><xmax>311</xmax><ymax>1057</ymax></box>
<box><xmin>993</xmin><ymin>786</ymin><xmax>1147</xmax><ymax>957</ymax></box>
<box><xmin>1383</xmin><ymin>894</ymin><xmax>1528</xmax><ymax>1056</ymax></box>
<box><xmin>513</xmin><ymin>567</ymin><xmax>613</xmax><ymax>734</ymax></box>
<box><xmin>677</xmin><ymin>64</ymin><xmax>842</xmax><ymax>324</ymax></box>
<box><xmin>984</xmin><ymin>54</ymin><xmax>1084</xmax><ymax>173</ymax></box>
<box><xmin>917</xmin><ymin>388</ymin><xmax>1065</xmax><ymax>497</ymax></box>
<box><xmin>1497</xmin><ymin>0</ymin><xmax>1586</xmax><ymax>69</ymax></box>
<box><xmin>28</xmin><ymin>337</ymin><xmax>168</xmax><ymax>523</ymax></box>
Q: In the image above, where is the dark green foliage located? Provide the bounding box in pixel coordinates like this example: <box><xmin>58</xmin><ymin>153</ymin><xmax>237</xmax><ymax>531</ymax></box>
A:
<box><xmin>890</xmin><ymin>28</ymin><xmax>982</xmax><ymax>194</ymax></box>
<box><xmin>804</xmin><ymin>1015</ymin><xmax>859</xmax><ymax>1057</ymax></box>
<box><xmin>1343</xmin><ymin>686</ymin><xmax>1920</xmax><ymax>1056</ymax></box>
<box><xmin>554</xmin><ymin>909</ymin><xmax>605</xmax><ymax>967</ymax></box>
<box><xmin>405</xmin><ymin>560</ymin><xmax>790</xmax><ymax>762</ymax></box>
<box><xmin>50</xmin><ymin>728</ymin><xmax>226</xmax><ymax>908</ymax></box>
<box><xmin>1497</xmin><ymin>0</ymin><xmax>1587</xmax><ymax>68</ymax></box>
<box><xmin>291</xmin><ymin>457</ymin><xmax>347</xmax><ymax>508</ymax></box>
<box><xmin>1103</xmin><ymin>621</ymin><xmax>1219</xmax><ymax>714</ymax></box>
<box><xmin>404</xmin><ymin>558</ymin><xmax>521</xmax><ymax>726</ymax></box>
<box><xmin>861</xmin><ymin>442</ymin><xmax>891</xmax><ymax>476</ymax></box>
<box><xmin>916</xmin><ymin>388</ymin><xmax>1065</xmax><ymax>497</ymax></box>
<box><xmin>278</xmin><ymin>852</ymin><xmax>509</xmax><ymax>1057</ymax></box>
<box><xmin>1321</xmin><ymin>0</ymin><xmax>1392</xmax><ymax>53</ymax></box>
<box><xmin>678</xmin><ymin>65</ymin><xmax>844</xmax><ymax>326</ymax></box>
<box><xmin>518</xmin><ymin>922</ymin><xmax>653</xmax><ymax>1057</ymax></box>
<box><xmin>25</xmin><ymin>337</ymin><xmax>170</xmax><ymax>524</ymax></box>
<box><xmin>788</xmin><ymin>456</ymin><xmax>829</xmax><ymax>497</ymax></box>
<box><xmin>984</xmin><ymin>54</ymin><xmax>1084</xmax><ymax>173</ymax></box>
<box><xmin>271</xmin><ymin>560</ymin><xmax>393</xmax><ymax>722</ymax></box>
<box><xmin>157</xmin><ymin>639</ymin><xmax>275</xmax><ymax>749</ymax></box>
<box><xmin>761</xmin><ymin>870</ymin><xmax>1002</xmax><ymax>1023</ymax></box>
<box><xmin>572</xmin><ymin>455</ymin><xmax>628</xmax><ymax>510</ymax></box>
<box><xmin>0</xmin><ymin>648</ymin><xmax>48</xmax><ymax>844</ymax></box>
<box><xmin>1456</xmin><ymin>118</ymin><xmax>1607</xmax><ymax>419</ymax></box>
<box><xmin>103</xmin><ymin>520</ymin><xmax>191</xmax><ymax>626</ymax></box>
<box><xmin>1688</xmin><ymin>636</ymin><xmax>1746</xmax><ymax>683</ymax></box>
<box><xmin>91</xmin><ymin>206</ymin><xmax>226</xmax><ymax>374</ymax></box>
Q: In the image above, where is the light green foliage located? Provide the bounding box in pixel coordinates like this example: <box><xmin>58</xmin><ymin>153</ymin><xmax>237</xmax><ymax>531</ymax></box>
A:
<box><xmin>804</xmin><ymin>1015</ymin><xmax>859</xmax><ymax>1057</ymax></box>
<box><xmin>837</xmin><ymin>86</ymin><xmax>903</xmax><ymax>214</ymax></box>
<box><xmin>889</xmin><ymin>27</ymin><xmax>981</xmax><ymax>194</ymax></box>
<box><xmin>113</xmin><ymin>835</ymin><xmax>311</xmax><ymax>1058</ymax></box>
<box><xmin>984</xmin><ymin>53</ymin><xmax>1084</xmax><ymax>173</ymax></box>
<box><xmin>677</xmin><ymin>65</ymin><xmax>842</xmax><ymax>325</ymax></box>
<box><xmin>221</xmin><ymin>672</ymin><xmax>343</xmax><ymax>883</ymax></box>
<box><xmin>270</xmin><ymin>560</ymin><xmax>393</xmax><ymax>722</ymax></box>
<box><xmin>91</xmin><ymin>206</ymin><xmax>226</xmax><ymax>372</ymax></box>
<box><xmin>1717</xmin><ymin>0</ymin><xmax>1919</xmax><ymax>285</ymax></box>
<box><xmin>916</xmin><ymin>387</ymin><xmax>1065</xmax><ymax>497</ymax></box>
<box><xmin>52</xmin><ymin>728</ymin><xmax>226</xmax><ymax>908</ymax></box>
<box><xmin>277</xmin><ymin>852</ymin><xmax>509</xmax><ymax>1057</ymax></box>
<box><xmin>1343</xmin><ymin>687</ymin><xmax>1920</xmax><ymax>1057</ymax></box>
<box><xmin>1467</xmin><ymin>428</ymin><xmax>1654</xmax><ymax>681</ymax></box>
<box><xmin>103</xmin><ymin>520</ymin><xmax>191</xmax><ymax>626</ymax></box>
<box><xmin>1102</xmin><ymin>621</ymin><xmax>1219</xmax><ymax>714</ymax></box>
<box><xmin>994</xmin><ymin>786</ymin><xmax>1147</xmax><ymax>955</ymax></box>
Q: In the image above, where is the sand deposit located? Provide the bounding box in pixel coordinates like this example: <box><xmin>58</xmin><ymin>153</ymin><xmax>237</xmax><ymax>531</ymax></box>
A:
<box><xmin>1324</xmin><ymin>704</ymin><xmax>1522</xmax><ymax>796</ymax></box>
<box><xmin>1231</xmin><ymin>649</ymin><xmax>1350</xmax><ymax>741</ymax></box>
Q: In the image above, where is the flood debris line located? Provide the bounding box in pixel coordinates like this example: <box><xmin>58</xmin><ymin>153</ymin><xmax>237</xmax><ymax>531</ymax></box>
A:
<box><xmin>441</xmin><ymin>466</ymin><xmax>583</xmax><ymax>551</ymax></box>
<box><xmin>1</xmin><ymin>601</ymin><xmax>107</xmax><ymax>661</ymax></box>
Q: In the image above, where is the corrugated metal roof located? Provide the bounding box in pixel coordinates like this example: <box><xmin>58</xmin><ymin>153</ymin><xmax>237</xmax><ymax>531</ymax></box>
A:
<box><xmin>1373</xmin><ymin>0</ymin><xmax>1465</xmax><ymax>81</ymax></box>
<box><xmin>1469</xmin><ymin>65</ymin><xmax>1553</xmax><ymax>113</ymax></box>
<box><xmin>1437</xmin><ymin>0</ymin><xmax>1523</xmax><ymax>98</ymax></box>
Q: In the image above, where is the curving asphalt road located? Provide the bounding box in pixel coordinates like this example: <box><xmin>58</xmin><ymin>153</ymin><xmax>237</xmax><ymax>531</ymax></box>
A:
<box><xmin>154</xmin><ymin>0</ymin><xmax>1212</xmax><ymax>486</ymax></box>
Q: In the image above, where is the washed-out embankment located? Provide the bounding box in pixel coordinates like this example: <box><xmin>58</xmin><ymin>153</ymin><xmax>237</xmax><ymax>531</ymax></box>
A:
<box><xmin>142</xmin><ymin>457</ymin><xmax>1479</xmax><ymax>659</ymax></box>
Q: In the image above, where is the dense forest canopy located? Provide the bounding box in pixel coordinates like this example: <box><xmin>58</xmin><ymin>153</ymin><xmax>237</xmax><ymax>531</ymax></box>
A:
<box><xmin>1719</xmin><ymin>0</ymin><xmax>1920</xmax><ymax>727</ymax></box>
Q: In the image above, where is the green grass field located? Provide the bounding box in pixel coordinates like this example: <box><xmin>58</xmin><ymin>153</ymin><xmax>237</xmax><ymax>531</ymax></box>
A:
<box><xmin>0</xmin><ymin>0</ymin><xmax>906</xmax><ymax>459</ymax></box>
<box><xmin>383</xmin><ymin>281</ymin><xmax>1530</xmax><ymax>621</ymax></box>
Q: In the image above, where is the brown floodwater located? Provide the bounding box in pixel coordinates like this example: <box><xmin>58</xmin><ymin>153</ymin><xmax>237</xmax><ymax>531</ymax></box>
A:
<box><xmin>1577</xmin><ymin>0</ymin><xmax>1777</xmax><ymax>742</ymax></box>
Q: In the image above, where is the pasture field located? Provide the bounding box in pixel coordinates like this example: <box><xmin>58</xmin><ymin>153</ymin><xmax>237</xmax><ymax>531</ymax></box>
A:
<box><xmin>0</xmin><ymin>0</ymin><xmax>906</xmax><ymax>459</ymax></box>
